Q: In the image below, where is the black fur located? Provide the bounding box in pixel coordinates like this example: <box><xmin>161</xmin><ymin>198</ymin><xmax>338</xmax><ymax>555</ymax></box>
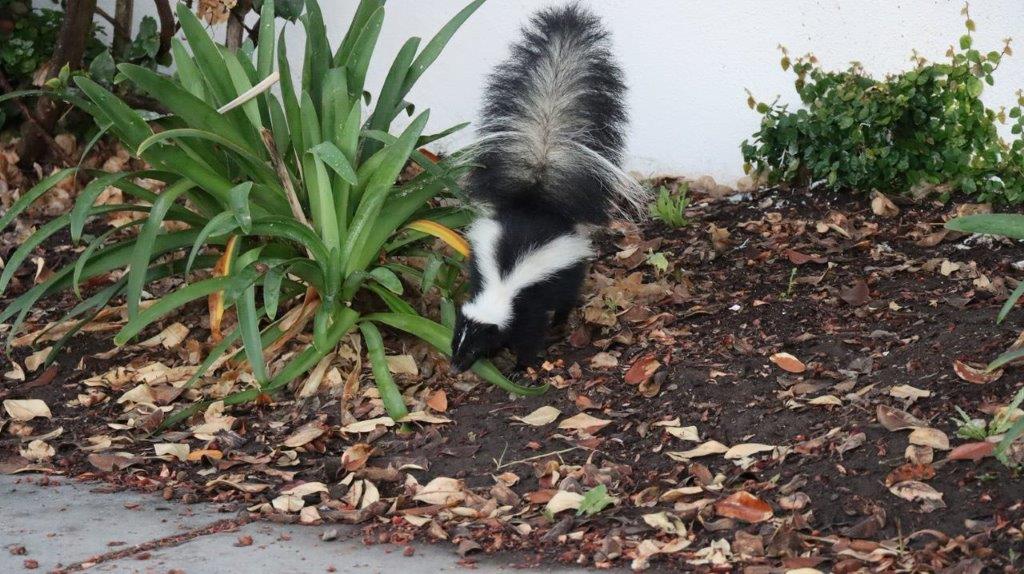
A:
<box><xmin>451</xmin><ymin>209</ymin><xmax>586</xmax><ymax>372</ymax></box>
<box><xmin>466</xmin><ymin>2</ymin><xmax>628</xmax><ymax>225</ymax></box>
<box><xmin>451</xmin><ymin>3</ymin><xmax>629</xmax><ymax>373</ymax></box>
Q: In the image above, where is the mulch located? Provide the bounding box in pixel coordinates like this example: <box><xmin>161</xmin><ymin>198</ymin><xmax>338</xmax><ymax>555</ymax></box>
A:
<box><xmin>2</xmin><ymin>181</ymin><xmax>1023</xmax><ymax>572</ymax></box>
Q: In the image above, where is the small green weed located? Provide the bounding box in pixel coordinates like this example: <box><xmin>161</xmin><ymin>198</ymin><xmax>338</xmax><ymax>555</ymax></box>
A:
<box><xmin>577</xmin><ymin>484</ymin><xmax>615</xmax><ymax>517</ymax></box>
<box><xmin>650</xmin><ymin>184</ymin><xmax>690</xmax><ymax>229</ymax></box>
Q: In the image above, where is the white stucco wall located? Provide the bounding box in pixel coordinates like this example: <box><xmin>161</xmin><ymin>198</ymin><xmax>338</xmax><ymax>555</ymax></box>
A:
<box><xmin>95</xmin><ymin>0</ymin><xmax>1024</xmax><ymax>185</ymax></box>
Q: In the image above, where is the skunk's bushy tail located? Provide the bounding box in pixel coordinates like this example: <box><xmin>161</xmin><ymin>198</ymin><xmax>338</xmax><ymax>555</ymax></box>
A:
<box><xmin>466</xmin><ymin>3</ymin><xmax>644</xmax><ymax>224</ymax></box>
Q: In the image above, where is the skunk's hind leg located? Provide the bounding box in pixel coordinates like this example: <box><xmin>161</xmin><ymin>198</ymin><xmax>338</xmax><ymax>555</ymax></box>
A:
<box><xmin>551</xmin><ymin>300</ymin><xmax>577</xmax><ymax>330</ymax></box>
<box><xmin>549</xmin><ymin>264</ymin><xmax>586</xmax><ymax>334</ymax></box>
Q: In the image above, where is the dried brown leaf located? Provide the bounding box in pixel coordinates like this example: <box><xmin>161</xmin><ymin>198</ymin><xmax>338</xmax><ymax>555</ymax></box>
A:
<box><xmin>714</xmin><ymin>491</ymin><xmax>773</xmax><ymax>523</ymax></box>
<box><xmin>876</xmin><ymin>404</ymin><xmax>927</xmax><ymax>431</ymax></box>
<box><xmin>947</xmin><ymin>441</ymin><xmax>995</xmax><ymax>462</ymax></box>
<box><xmin>953</xmin><ymin>360</ymin><xmax>1002</xmax><ymax>385</ymax></box>
<box><xmin>557</xmin><ymin>413</ymin><xmax>611</xmax><ymax>433</ymax></box>
<box><xmin>513</xmin><ymin>406</ymin><xmax>561</xmax><ymax>427</ymax></box>
<box><xmin>769</xmin><ymin>352</ymin><xmax>806</xmax><ymax>374</ymax></box>
<box><xmin>3</xmin><ymin>399</ymin><xmax>52</xmax><ymax>421</ymax></box>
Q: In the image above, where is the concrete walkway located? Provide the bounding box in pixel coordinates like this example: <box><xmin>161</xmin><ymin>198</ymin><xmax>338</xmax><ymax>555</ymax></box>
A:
<box><xmin>0</xmin><ymin>475</ymin><xmax>574</xmax><ymax>573</ymax></box>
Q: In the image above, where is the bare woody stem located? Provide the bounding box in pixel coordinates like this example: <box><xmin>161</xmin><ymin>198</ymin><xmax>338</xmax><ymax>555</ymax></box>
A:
<box><xmin>259</xmin><ymin>128</ymin><xmax>311</xmax><ymax>230</ymax></box>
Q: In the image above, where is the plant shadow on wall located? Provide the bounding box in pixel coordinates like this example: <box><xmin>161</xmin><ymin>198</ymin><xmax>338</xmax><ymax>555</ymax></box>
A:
<box><xmin>742</xmin><ymin>4</ymin><xmax>1024</xmax><ymax>205</ymax></box>
<box><xmin>0</xmin><ymin>0</ymin><xmax>545</xmax><ymax>432</ymax></box>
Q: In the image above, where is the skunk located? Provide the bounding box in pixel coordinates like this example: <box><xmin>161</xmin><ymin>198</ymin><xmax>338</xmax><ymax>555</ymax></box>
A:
<box><xmin>450</xmin><ymin>3</ymin><xmax>643</xmax><ymax>373</ymax></box>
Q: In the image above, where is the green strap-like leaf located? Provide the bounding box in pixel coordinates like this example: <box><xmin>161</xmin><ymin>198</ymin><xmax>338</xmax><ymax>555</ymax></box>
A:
<box><xmin>946</xmin><ymin>214</ymin><xmax>1024</xmax><ymax>239</ymax></box>
<box><xmin>73</xmin><ymin>218</ymin><xmax>145</xmax><ymax>299</ymax></box>
<box><xmin>186</xmin><ymin>212</ymin><xmax>239</xmax><ymax>275</ymax></box>
<box><xmin>302</xmin><ymin>153</ymin><xmax>340</xmax><ymax>253</ymax></box>
<box><xmin>988</xmin><ymin>346</ymin><xmax>1024</xmax><ymax>372</ymax></box>
<box><xmin>363</xmin><ymin>37</ymin><xmax>420</xmax><ymax>158</ymax></box>
<box><xmin>267</xmin><ymin>93</ymin><xmax>292</xmax><ymax>159</ymax></box>
<box><xmin>172</xmin><ymin>38</ymin><xmax>206</xmax><ymax>99</ymax></box>
<box><xmin>999</xmin><ymin>281</ymin><xmax>1024</xmax><ymax>324</ymax></box>
<box><xmin>363</xmin><ymin>313</ymin><xmax>548</xmax><ymax>396</ymax></box>
<box><xmin>228</xmin><ymin>182</ymin><xmax>255</xmax><ymax>233</ymax></box>
<box><xmin>120</xmin><ymin>64</ymin><xmax>259</xmax><ymax>156</ymax></box>
<box><xmin>417</xmin><ymin>122</ymin><xmax>470</xmax><ymax>148</ymax></box>
<box><xmin>263</xmin><ymin>264</ymin><xmax>287</xmax><ymax>319</ymax></box>
<box><xmin>369</xmin><ymin>266</ymin><xmax>403</xmax><ymax>294</ymax></box>
<box><xmin>126</xmin><ymin>179</ymin><xmax>196</xmax><ymax>319</ymax></box>
<box><xmin>401</xmin><ymin>0</ymin><xmax>486</xmax><ymax>98</ymax></box>
<box><xmin>238</xmin><ymin>284</ymin><xmax>269</xmax><ymax>384</ymax></box>
<box><xmin>0</xmin><ymin>205</ymin><xmax>149</xmax><ymax>297</ymax></box>
<box><xmin>249</xmin><ymin>216</ymin><xmax>331</xmax><ymax>268</ymax></box>
<box><xmin>136</xmin><ymin>129</ymin><xmax>271</xmax><ymax>182</ymax></box>
<box><xmin>116</xmin><ymin>276</ymin><xmax>239</xmax><ymax>345</ymax></box>
<box><xmin>0</xmin><ymin>89</ymin><xmax>47</xmax><ymax>105</ymax></box>
<box><xmin>302</xmin><ymin>0</ymin><xmax>331</xmax><ymax>109</ymax></box>
<box><xmin>359</xmin><ymin>321</ymin><xmax>410</xmax><ymax>421</ymax></box>
<box><xmin>334</xmin><ymin>0</ymin><xmax>384</xmax><ymax>67</ymax></box>
<box><xmin>440</xmin><ymin>297</ymin><xmax>456</xmax><ymax>330</ymax></box>
<box><xmin>344</xmin><ymin>7</ymin><xmax>385</xmax><ymax>102</ymax></box>
<box><xmin>256</xmin><ymin>0</ymin><xmax>277</xmax><ymax>80</ymax></box>
<box><xmin>175</xmin><ymin>3</ymin><xmax>237</xmax><ymax>107</ymax></box>
<box><xmin>0</xmin><ymin>168</ymin><xmax>76</xmax><ymax>233</ymax></box>
<box><xmin>344</xmin><ymin>111</ymin><xmax>430</xmax><ymax>275</ymax></box>
<box><xmin>421</xmin><ymin>254</ymin><xmax>444</xmax><ymax>294</ymax></box>
<box><xmin>365</xmin><ymin>283</ymin><xmax>416</xmax><ymax>315</ymax></box>
<box><xmin>277</xmin><ymin>29</ymin><xmax>304</xmax><ymax>157</ymax></box>
<box><xmin>70</xmin><ymin>171</ymin><xmax>133</xmax><ymax>243</ymax></box>
<box><xmin>358</xmin><ymin>178</ymin><xmax>450</xmax><ymax>272</ymax></box>
<box><xmin>223</xmin><ymin>50</ymin><xmax>265</xmax><ymax>132</ymax></box>
<box><xmin>309</xmin><ymin>141</ymin><xmax>358</xmax><ymax>185</ymax></box>
<box><xmin>74</xmin><ymin>76</ymin><xmax>153</xmax><ymax>150</ymax></box>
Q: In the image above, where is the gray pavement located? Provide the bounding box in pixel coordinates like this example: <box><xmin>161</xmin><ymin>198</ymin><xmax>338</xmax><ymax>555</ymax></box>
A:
<box><xmin>0</xmin><ymin>475</ymin><xmax>576</xmax><ymax>573</ymax></box>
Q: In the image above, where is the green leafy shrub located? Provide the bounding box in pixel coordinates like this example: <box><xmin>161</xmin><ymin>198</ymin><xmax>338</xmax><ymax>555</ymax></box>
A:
<box><xmin>650</xmin><ymin>183</ymin><xmax>690</xmax><ymax>229</ymax></box>
<box><xmin>0</xmin><ymin>1</ymin><xmax>98</xmax><ymax>129</ymax></box>
<box><xmin>0</xmin><ymin>1</ymin><xmax>66</xmax><ymax>78</ymax></box>
<box><xmin>0</xmin><ymin>0</ymin><xmax>543</xmax><ymax>430</ymax></box>
<box><xmin>945</xmin><ymin>212</ymin><xmax>1024</xmax><ymax>465</ymax></box>
<box><xmin>742</xmin><ymin>5</ymin><xmax>1024</xmax><ymax>204</ymax></box>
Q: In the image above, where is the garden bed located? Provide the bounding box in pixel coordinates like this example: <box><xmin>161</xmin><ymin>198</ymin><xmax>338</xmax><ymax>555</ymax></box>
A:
<box><xmin>2</xmin><ymin>183</ymin><xmax>1023</xmax><ymax>572</ymax></box>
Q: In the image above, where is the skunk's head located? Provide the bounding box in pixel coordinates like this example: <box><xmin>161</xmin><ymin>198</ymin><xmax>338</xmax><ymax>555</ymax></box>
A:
<box><xmin>450</xmin><ymin>309</ymin><xmax>504</xmax><ymax>374</ymax></box>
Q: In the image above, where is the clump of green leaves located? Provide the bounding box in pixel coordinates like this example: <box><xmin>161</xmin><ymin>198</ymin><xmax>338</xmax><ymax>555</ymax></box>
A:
<box><xmin>742</xmin><ymin>4</ymin><xmax>1024</xmax><ymax>204</ymax></box>
<box><xmin>952</xmin><ymin>387</ymin><xmax>1024</xmax><ymax>466</ymax></box>
<box><xmin>0</xmin><ymin>2</ymin><xmax>65</xmax><ymax>77</ymax></box>
<box><xmin>650</xmin><ymin>184</ymin><xmax>690</xmax><ymax>229</ymax></box>
<box><xmin>0</xmin><ymin>0</ymin><xmax>543</xmax><ymax>431</ymax></box>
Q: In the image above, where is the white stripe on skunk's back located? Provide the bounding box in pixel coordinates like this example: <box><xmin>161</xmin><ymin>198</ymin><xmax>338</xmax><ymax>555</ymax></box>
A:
<box><xmin>462</xmin><ymin>217</ymin><xmax>594</xmax><ymax>329</ymax></box>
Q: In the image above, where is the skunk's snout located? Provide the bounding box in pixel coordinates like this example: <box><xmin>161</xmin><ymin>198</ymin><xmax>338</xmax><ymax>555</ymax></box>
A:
<box><xmin>449</xmin><ymin>352</ymin><xmax>476</xmax><ymax>375</ymax></box>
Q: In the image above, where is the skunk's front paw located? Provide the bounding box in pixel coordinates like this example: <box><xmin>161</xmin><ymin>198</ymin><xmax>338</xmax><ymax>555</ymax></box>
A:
<box><xmin>510</xmin><ymin>361</ymin><xmax>544</xmax><ymax>386</ymax></box>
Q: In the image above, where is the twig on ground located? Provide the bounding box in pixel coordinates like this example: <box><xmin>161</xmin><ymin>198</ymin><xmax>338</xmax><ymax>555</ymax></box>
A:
<box><xmin>493</xmin><ymin>447</ymin><xmax>580</xmax><ymax>471</ymax></box>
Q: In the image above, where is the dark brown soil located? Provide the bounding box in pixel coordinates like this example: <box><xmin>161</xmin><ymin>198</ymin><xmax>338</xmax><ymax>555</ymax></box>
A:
<box><xmin>2</xmin><ymin>185</ymin><xmax>1023</xmax><ymax>572</ymax></box>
